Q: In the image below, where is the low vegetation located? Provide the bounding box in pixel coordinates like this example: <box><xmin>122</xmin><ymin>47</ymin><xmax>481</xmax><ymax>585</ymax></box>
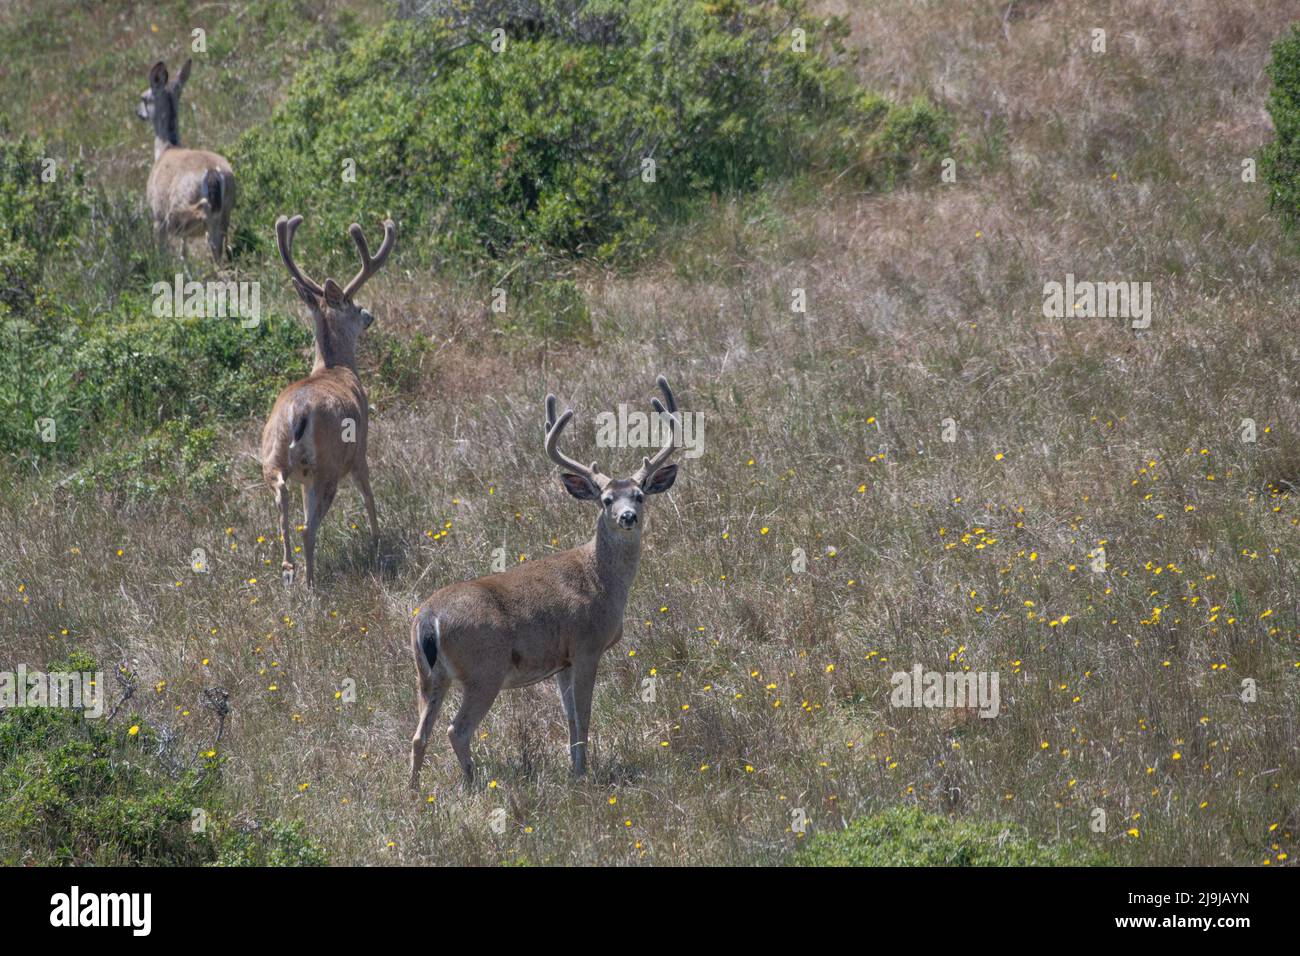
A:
<box><xmin>1</xmin><ymin>0</ymin><xmax>1298</xmax><ymax>866</ymax></box>
<box><xmin>234</xmin><ymin>0</ymin><xmax>947</xmax><ymax>272</ymax></box>
<box><xmin>1263</xmin><ymin>23</ymin><xmax>1300</xmax><ymax>232</ymax></box>
<box><xmin>0</xmin><ymin>654</ymin><xmax>326</xmax><ymax>866</ymax></box>
<box><xmin>795</xmin><ymin>807</ymin><xmax>1106</xmax><ymax>866</ymax></box>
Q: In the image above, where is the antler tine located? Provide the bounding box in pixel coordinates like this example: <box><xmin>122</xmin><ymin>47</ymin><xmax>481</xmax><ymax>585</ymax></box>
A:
<box><xmin>343</xmin><ymin>219</ymin><xmax>398</xmax><ymax>299</ymax></box>
<box><xmin>275</xmin><ymin>215</ymin><xmax>324</xmax><ymax>297</ymax></box>
<box><xmin>652</xmin><ymin>374</ymin><xmax>677</xmax><ymax>415</ymax></box>
<box><xmin>632</xmin><ymin>375</ymin><xmax>681</xmax><ymax>486</ymax></box>
<box><xmin>544</xmin><ymin>395</ymin><xmax>608</xmax><ymax>488</ymax></box>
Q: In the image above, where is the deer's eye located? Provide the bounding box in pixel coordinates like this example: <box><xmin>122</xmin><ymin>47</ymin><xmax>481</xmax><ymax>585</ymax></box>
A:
<box><xmin>601</xmin><ymin>496</ymin><xmax>613</xmax><ymax>506</ymax></box>
<box><xmin>633</xmin><ymin>490</ymin><xmax>644</xmax><ymax>503</ymax></box>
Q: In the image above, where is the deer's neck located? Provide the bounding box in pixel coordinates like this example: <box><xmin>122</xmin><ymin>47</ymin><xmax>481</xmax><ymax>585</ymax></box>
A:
<box><xmin>311</xmin><ymin>328</ymin><xmax>358</xmax><ymax>375</ymax></box>
<box><xmin>151</xmin><ymin>100</ymin><xmax>180</xmax><ymax>159</ymax></box>
<box><xmin>589</xmin><ymin>516</ymin><xmax>643</xmax><ymax>598</ymax></box>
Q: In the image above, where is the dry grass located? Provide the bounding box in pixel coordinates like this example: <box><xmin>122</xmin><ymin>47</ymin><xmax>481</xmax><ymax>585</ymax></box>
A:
<box><xmin>3</xmin><ymin>0</ymin><xmax>1300</xmax><ymax>865</ymax></box>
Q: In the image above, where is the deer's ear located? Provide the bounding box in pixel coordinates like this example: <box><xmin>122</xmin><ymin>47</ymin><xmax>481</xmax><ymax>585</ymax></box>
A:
<box><xmin>149</xmin><ymin>61</ymin><xmax>168</xmax><ymax>89</ymax></box>
<box><xmin>643</xmin><ymin>463</ymin><xmax>677</xmax><ymax>495</ymax></box>
<box><xmin>322</xmin><ymin>278</ymin><xmax>346</xmax><ymax>309</ymax></box>
<box><xmin>171</xmin><ymin>58</ymin><xmax>191</xmax><ymax>92</ymax></box>
<box><xmin>560</xmin><ymin>473</ymin><xmax>600</xmax><ymax>501</ymax></box>
<box><xmin>291</xmin><ymin>279</ymin><xmax>322</xmax><ymax>312</ymax></box>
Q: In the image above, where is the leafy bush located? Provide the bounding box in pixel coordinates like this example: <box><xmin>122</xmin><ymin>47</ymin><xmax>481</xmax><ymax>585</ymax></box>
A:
<box><xmin>794</xmin><ymin>806</ymin><xmax>1107</xmax><ymax>867</ymax></box>
<box><xmin>0</xmin><ymin>653</ymin><xmax>327</xmax><ymax>866</ymax></box>
<box><xmin>0</xmin><ymin>696</ymin><xmax>217</xmax><ymax>864</ymax></box>
<box><xmin>861</xmin><ymin>97</ymin><xmax>952</xmax><ymax>188</ymax></box>
<box><xmin>69</xmin><ymin>416</ymin><xmax>228</xmax><ymax>502</ymax></box>
<box><xmin>1263</xmin><ymin>25</ymin><xmax>1300</xmax><ymax>234</ymax></box>
<box><xmin>0</xmin><ymin>290</ymin><xmax>307</xmax><ymax>462</ymax></box>
<box><xmin>0</xmin><ymin>122</ymin><xmax>88</xmax><ymax>316</ymax></box>
<box><xmin>235</xmin><ymin>0</ymin><xmax>947</xmax><ymax>272</ymax></box>
<box><xmin>1</xmin><ymin>284</ymin><xmax>425</xmax><ymax>471</ymax></box>
<box><xmin>215</xmin><ymin>820</ymin><xmax>330</xmax><ymax>867</ymax></box>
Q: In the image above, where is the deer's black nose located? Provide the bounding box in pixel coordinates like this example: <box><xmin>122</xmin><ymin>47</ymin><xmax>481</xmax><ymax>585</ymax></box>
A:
<box><xmin>618</xmin><ymin>510</ymin><xmax>637</xmax><ymax>528</ymax></box>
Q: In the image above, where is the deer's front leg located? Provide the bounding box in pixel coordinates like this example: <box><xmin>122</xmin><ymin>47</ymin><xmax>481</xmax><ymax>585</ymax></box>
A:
<box><xmin>301</xmin><ymin>480</ymin><xmax>337</xmax><ymax>590</ymax></box>
<box><xmin>351</xmin><ymin>456</ymin><xmax>379</xmax><ymax>546</ymax></box>
<box><xmin>556</xmin><ymin>667</ymin><xmax>579</xmax><ymax>765</ymax></box>
<box><xmin>448</xmin><ymin>677</ymin><xmax>502</xmax><ymax>788</ymax></box>
<box><xmin>568</xmin><ymin>657</ymin><xmax>598</xmax><ymax>777</ymax></box>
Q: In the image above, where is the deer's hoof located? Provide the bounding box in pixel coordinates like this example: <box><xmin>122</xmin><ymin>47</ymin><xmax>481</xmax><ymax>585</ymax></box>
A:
<box><xmin>281</xmin><ymin>563</ymin><xmax>295</xmax><ymax>587</ymax></box>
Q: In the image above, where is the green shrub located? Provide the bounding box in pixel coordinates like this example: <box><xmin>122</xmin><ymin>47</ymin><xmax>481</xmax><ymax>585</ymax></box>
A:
<box><xmin>0</xmin><ymin>697</ymin><xmax>218</xmax><ymax>865</ymax></box>
<box><xmin>215</xmin><ymin>820</ymin><xmax>330</xmax><ymax>867</ymax></box>
<box><xmin>0</xmin><ymin>291</ymin><xmax>308</xmax><ymax>462</ymax></box>
<box><xmin>1262</xmin><ymin>25</ymin><xmax>1300</xmax><ymax>233</ymax></box>
<box><xmin>235</xmin><ymin>0</ymin><xmax>945</xmax><ymax>273</ymax></box>
<box><xmin>0</xmin><ymin>653</ymin><xmax>328</xmax><ymax>866</ymax></box>
<box><xmin>794</xmin><ymin>806</ymin><xmax>1107</xmax><ymax>867</ymax></box>
<box><xmin>861</xmin><ymin>96</ymin><xmax>953</xmax><ymax>188</ymax></box>
<box><xmin>0</xmin><ymin>122</ymin><xmax>88</xmax><ymax>316</ymax></box>
<box><xmin>69</xmin><ymin>416</ymin><xmax>228</xmax><ymax>502</ymax></box>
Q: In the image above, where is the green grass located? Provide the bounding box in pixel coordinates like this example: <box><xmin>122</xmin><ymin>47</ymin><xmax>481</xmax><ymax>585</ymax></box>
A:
<box><xmin>795</xmin><ymin>807</ymin><xmax>1107</xmax><ymax>866</ymax></box>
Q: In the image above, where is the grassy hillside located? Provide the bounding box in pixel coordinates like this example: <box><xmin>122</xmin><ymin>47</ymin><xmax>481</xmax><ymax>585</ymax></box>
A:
<box><xmin>2</xmin><ymin>0</ymin><xmax>1299</xmax><ymax>866</ymax></box>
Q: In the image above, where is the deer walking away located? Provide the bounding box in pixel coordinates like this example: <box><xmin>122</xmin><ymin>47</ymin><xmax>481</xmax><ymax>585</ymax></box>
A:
<box><xmin>409</xmin><ymin>376</ymin><xmax>683</xmax><ymax>787</ymax></box>
<box><xmin>135</xmin><ymin>58</ymin><xmax>235</xmax><ymax>263</ymax></box>
<box><xmin>260</xmin><ymin>214</ymin><xmax>397</xmax><ymax>590</ymax></box>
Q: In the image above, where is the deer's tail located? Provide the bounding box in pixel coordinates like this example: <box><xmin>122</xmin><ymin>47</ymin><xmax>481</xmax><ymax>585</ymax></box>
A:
<box><xmin>286</xmin><ymin>407</ymin><xmax>312</xmax><ymax>472</ymax></box>
<box><xmin>204</xmin><ymin>168</ymin><xmax>224</xmax><ymax>215</ymax></box>
<box><xmin>412</xmin><ymin>611</ymin><xmax>441</xmax><ymax>683</ymax></box>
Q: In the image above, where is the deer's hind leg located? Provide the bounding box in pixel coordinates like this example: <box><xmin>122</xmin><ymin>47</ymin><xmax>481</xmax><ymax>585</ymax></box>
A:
<box><xmin>207</xmin><ymin>214</ymin><xmax>224</xmax><ymax>264</ymax></box>
<box><xmin>208</xmin><ymin>202</ymin><xmax>231</xmax><ymax>264</ymax></box>
<box><xmin>274</xmin><ymin>476</ymin><xmax>294</xmax><ymax>586</ymax></box>
<box><xmin>410</xmin><ymin>664</ymin><xmax>450</xmax><ymax>790</ymax></box>
<box><xmin>301</xmin><ymin>480</ymin><xmax>337</xmax><ymax>590</ymax></box>
<box><xmin>153</xmin><ymin>216</ymin><xmax>172</xmax><ymax>261</ymax></box>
